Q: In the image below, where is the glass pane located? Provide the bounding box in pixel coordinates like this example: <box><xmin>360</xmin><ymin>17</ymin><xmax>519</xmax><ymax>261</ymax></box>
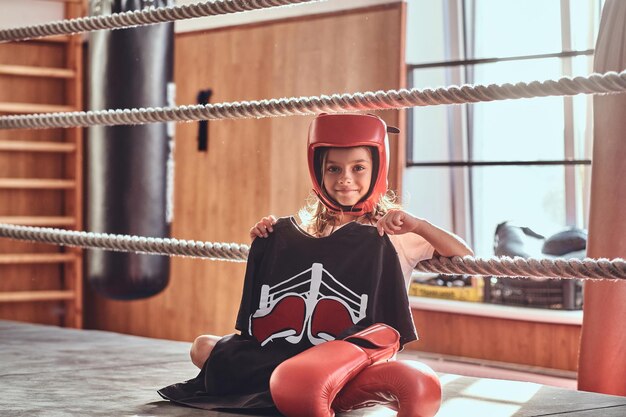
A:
<box><xmin>473</xmin><ymin>56</ymin><xmax>567</xmax><ymax>85</ymax></box>
<box><xmin>571</xmin><ymin>55</ymin><xmax>594</xmax><ymax>78</ymax></box>
<box><xmin>471</xmin><ymin>98</ymin><xmax>565</xmax><ymax>161</ymax></box>
<box><xmin>470</xmin><ymin>0</ymin><xmax>562</xmax><ymax>58</ymax></box>
<box><xmin>410</xmin><ymin>67</ymin><xmax>467</xmax><ymax>163</ymax></box>
<box><xmin>471</xmin><ymin>165</ymin><xmax>567</xmax><ymax>257</ymax></box>
<box><xmin>572</xmin><ymin>56</ymin><xmax>594</xmax><ymax>160</ymax></box>
<box><xmin>575</xmin><ymin>164</ymin><xmax>592</xmax><ymax>229</ymax></box>
<box><xmin>406</xmin><ymin>0</ymin><xmax>456</xmax><ymax>64</ymax></box>
<box><xmin>471</xmin><ymin>58</ymin><xmax>566</xmax><ymax>161</ymax></box>
<box><xmin>407</xmin><ymin>1</ymin><xmax>602</xmax><ymax>64</ymax></box>
<box><xmin>403</xmin><ymin>167</ymin><xmax>454</xmax><ymax>234</ymax></box>
<box><xmin>411</xmin><ymin>67</ymin><xmax>454</xmax><ymax>90</ymax></box>
<box><xmin>410</xmin><ymin>106</ymin><xmax>451</xmax><ymax>162</ymax></box>
<box><xmin>411</xmin><ymin>68</ymin><xmax>453</xmax><ymax>162</ymax></box>
<box><xmin>569</xmin><ymin>0</ymin><xmax>603</xmax><ymax>51</ymax></box>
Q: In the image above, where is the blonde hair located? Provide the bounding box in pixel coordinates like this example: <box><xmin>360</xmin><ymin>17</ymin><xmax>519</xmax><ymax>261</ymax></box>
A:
<box><xmin>297</xmin><ymin>190</ymin><xmax>402</xmax><ymax>237</ymax></box>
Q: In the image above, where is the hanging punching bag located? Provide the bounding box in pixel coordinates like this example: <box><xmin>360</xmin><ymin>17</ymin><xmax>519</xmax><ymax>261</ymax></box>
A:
<box><xmin>87</xmin><ymin>0</ymin><xmax>174</xmax><ymax>300</ymax></box>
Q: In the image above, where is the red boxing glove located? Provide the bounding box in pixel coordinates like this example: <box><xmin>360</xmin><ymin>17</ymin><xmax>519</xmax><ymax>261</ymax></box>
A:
<box><xmin>332</xmin><ymin>360</ymin><xmax>442</xmax><ymax>417</ymax></box>
<box><xmin>270</xmin><ymin>323</ymin><xmax>400</xmax><ymax>417</ymax></box>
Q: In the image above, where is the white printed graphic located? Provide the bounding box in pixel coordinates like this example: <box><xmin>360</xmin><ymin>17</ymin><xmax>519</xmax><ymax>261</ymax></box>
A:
<box><xmin>249</xmin><ymin>263</ymin><xmax>368</xmax><ymax>346</ymax></box>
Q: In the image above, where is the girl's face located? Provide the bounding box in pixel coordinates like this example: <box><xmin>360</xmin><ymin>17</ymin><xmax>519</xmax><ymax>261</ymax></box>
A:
<box><xmin>322</xmin><ymin>147</ymin><xmax>373</xmax><ymax>207</ymax></box>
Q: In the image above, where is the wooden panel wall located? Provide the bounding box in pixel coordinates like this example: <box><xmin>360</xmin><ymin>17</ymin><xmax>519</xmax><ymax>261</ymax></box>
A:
<box><xmin>85</xmin><ymin>4</ymin><xmax>407</xmax><ymax>341</ymax></box>
<box><xmin>408</xmin><ymin>309</ymin><xmax>581</xmax><ymax>371</ymax></box>
<box><xmin>0</xmin><ymin>39</ymin><xmax>70</xmax><ymax>326</ymax></box>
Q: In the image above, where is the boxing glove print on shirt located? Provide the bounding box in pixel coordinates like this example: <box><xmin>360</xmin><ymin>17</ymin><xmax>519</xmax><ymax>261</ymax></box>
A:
<box><xmin>249</xmin><ymin>262</ymin><xmax>367</xmax><ymax>346</ymax></box>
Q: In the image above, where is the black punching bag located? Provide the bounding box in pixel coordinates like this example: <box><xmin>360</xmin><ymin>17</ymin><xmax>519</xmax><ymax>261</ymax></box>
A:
<box><xmin>86</xmin><ymin>0</ymin><xmax>174</xmax><ymax>300</ymax></box>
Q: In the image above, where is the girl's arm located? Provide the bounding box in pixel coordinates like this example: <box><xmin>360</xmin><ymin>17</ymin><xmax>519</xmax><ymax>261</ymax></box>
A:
<box><xmin>376</xmin><ymin>210</ymin><xmax>473</xmax><ymax>257</ymax></box>
<box><xmin>412</xmin><ymin>218</ymin><xmax>473</xmax><ymax>257</ymax></box>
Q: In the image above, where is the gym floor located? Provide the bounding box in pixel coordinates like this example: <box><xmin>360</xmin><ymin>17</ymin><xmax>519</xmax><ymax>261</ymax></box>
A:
<box><xmin>2</xmin><ymin>319</ymin><xmax>625</xmax><ymax>417</ymax></box>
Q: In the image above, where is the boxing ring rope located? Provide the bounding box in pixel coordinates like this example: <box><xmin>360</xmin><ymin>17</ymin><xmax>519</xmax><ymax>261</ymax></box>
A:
<box><xmin>0</xmin><ymin>0</ymin><xmax>321</xmax><ymax>43</ymax></box>
<box><xmin>0</xmin><ymin>2</ymin><xmax>622</xmax><ymax>282</ymax></box>
<box><xmin>0</xmin><ymin>223</ymin><xmax>624</xmax><ymax>280</ymax></box>
<box><xmin>415</xmin><ymin>257</ymin><xmax>626</xmax><ymax>280</ymax></box>
<box><xmin>1</xmin><ymin>70</ymin><xmax>626</xmax><ymax>130</ymax></box>
<box><xmin>0</xmin><ymin>224</ymin><xmax>250</xmax><ymax>262</ymax></box>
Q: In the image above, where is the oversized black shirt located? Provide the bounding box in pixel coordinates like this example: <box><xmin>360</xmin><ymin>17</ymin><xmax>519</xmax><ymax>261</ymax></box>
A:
<box><xmin>158</xmin><ymin>217</ymin><xmax>417</xmax><ymax>411</ymax></box>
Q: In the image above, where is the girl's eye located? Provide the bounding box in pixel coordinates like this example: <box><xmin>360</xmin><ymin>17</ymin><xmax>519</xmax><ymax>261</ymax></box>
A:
<box><xmin>327</xmin><ymin>166</ymin><xmax>340</xmax><ymax>173</ymax></box>
<box><xmin>354</xmin><ymin>165</ymin><xmax>367</xmax><ymax>172</ymax></box>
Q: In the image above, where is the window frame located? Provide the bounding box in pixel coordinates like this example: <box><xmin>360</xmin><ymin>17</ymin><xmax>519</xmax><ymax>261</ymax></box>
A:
<box><xmin>405</xmin><ymin>0</ymin><xmax>597</xmax><ymax>249</ymax></box>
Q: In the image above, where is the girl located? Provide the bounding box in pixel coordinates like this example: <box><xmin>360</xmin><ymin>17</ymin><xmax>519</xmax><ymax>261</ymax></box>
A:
<box><xmin>159</xmin><ymin>113</ymin><xmax>472</xmax><ymax>413</ymax></box>
<box><xmin>251</xmin><ymin>113</ymin><xmax>472</xmax><ymax>285</ymax></box>
<box><xmin>191</xmin><ymin>113</ymin><xmax>472</xmax><ymax>366</ymax></box>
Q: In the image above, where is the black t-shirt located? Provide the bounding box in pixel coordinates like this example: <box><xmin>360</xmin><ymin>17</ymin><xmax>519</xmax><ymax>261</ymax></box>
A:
<box><xmin>158</xmin><ymin>217</ymin><xmax>417</xmax><ymax>411</ymax></box>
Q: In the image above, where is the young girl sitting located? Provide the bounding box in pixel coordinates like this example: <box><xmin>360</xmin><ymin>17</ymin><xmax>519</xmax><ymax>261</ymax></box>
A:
<box><xmin>159</xmin><ymin>113</ymin><xmax>472</xmax><ymax>413</ymax></box>
<box><xmin>191</xmin><ymin>113</ymin><xmax>473</xmax><ymax>367</ymax></box>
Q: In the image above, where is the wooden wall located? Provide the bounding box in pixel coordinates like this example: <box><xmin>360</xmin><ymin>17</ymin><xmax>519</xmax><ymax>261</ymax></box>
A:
<box><xmin>0</xmin><ymin>35</ymin><xmax>79</xmax><ymax>326</ymax></box>
<box><xmin>84</xmin><ymin>3</ymin><xmax>407</xmax><ymax>341</ymax></box>
<box><xmin>409</xmin><ymin>310</ymin><xmax>581</xmax><ymax>371</ymax></box>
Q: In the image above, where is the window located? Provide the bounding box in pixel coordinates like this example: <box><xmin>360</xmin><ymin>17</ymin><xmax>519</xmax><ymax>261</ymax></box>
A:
<box><xmin>404</xmin><ymin>0</ymin><xmax>603</xmax><ymax>257</ymax></box>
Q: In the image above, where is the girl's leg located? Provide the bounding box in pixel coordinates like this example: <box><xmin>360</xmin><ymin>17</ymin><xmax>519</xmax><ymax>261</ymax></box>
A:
<box><xmin>190</xmin><ymin>334</ymin><xmax>222</xmax><ymax>368</ymax></box>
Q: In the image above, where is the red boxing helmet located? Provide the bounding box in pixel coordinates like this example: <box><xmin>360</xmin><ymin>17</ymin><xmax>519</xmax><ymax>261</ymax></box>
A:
<box><xmin>307</xmin><ymin>113</ymin><xmax>398</xmax><ymax>216</ymax></box>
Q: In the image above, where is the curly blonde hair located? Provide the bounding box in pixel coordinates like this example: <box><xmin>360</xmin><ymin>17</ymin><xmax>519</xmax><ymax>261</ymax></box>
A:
<box><xmin>297</xmin><ymin>190</ymin><xmax>402</xmax><ymax>237</ymax></box>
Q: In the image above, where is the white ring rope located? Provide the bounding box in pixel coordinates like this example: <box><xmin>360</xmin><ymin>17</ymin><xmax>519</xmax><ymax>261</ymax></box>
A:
<box><xmin>0</xmin><ymin>0</ymin><xmax>320</xmax><ymax>43</ymax></box>
<box><xmin>416</xmin><ymin>256</ymin><xmax>626</xmax><ymax>281</ymax></box>
<box><xmin>1</xmin><ymin>70</ymin><xmax>625</xmax><ymax>130</ymax></box>
<box><xmin>0</xmin><ymin>223</ymin><xmax>249</xmax><ymax>262</ymax></box>
<box><xmin>1</xmin><ymin>223</ymin><xmax>625</xmax><ymax>280</ymax></box>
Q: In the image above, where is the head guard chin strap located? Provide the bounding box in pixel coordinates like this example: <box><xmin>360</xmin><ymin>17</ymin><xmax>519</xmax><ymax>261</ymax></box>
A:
<box><xmin>307</xmin><ymin>113</ymin><xmax>398</xmax><ymax>216</ymax></box>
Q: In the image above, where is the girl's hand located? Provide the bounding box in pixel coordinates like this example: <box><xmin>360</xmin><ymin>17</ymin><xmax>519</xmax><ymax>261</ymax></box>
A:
<box><xmin>376</xmin><ymin>210</ymin><xmax>422</xmax><ymax>236</ymax></box>
<box><xmin>249</xmin><ymin>215</ymin><xmax>277</xmax><ymax>240</ymax></box>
